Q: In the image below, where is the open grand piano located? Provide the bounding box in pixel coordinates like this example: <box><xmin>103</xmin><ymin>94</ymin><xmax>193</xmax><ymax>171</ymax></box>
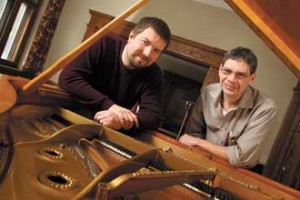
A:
<box><xmin>1</xmin><ymin>0</ymin><xmax>300</xmax><ymax>199</ymax></box>
<box><xmin>0</xmin><ymin>102</ymin><xmax>299</xmax><ymax>200</ymax></box>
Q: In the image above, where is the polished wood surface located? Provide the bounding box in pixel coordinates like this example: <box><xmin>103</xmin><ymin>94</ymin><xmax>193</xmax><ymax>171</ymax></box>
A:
<box><xmin>1</xmin><ymin>107</ymin><xmax>213</xmax><ymax>199</ymax></box>
<box><xmin>0</xmin><ymin>72</ymin><xmax>299</xmax><ymax>199</ymax></box>
<box><xmin>1</xmin><ymin>105</ymin><xmax>300</xmax><ymax>199</ymax></box>
<box><xmin>0</xmin><ymin>75</ymin><xmax>17</xmax><ymax>113</ymax></box>
<box><xmin>139</xmin><ymin>131</ymin><xmax>300</xmax><ymax>198</ymax></box>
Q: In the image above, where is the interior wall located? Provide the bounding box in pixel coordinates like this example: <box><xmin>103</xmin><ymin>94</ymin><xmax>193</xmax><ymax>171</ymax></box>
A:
<box><xmin>43</xmin><ymin>0</ymin><xmax>298</xmax><ymax>164</ymax></box>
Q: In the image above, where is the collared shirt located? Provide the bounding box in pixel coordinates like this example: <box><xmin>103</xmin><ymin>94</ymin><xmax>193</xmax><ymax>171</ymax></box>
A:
<box><xmin>187</xmin><ymin>83</ymin><xmax>276</xmax><ymax>167</ymax></box>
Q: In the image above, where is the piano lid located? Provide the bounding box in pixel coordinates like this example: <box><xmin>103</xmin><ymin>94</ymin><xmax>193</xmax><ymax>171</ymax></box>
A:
<box><xmin>225</xmin><ymin>0</ymin><xmax>300</xmax><ymax>79</ymax></box>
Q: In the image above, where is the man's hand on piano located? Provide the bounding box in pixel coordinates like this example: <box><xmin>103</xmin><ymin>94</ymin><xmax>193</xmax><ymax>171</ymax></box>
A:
<box><xmin>94</xmin><ymin>110</ymin><xmax>122</xmax><ymax>130</ymax></box>
<box><xmin>179</xmin><ymin>134</ymin><xmax>229</xmax><ymax>161</ymax></box>
<box><xmin>94</xmin><ymin>104</ymin><xmax>139</xmax><ymax>130</ymax></box>
<box><xmin>108</xmin><ymin>104</ymin><xmax>139</xmax><ymax>130</ymax></box>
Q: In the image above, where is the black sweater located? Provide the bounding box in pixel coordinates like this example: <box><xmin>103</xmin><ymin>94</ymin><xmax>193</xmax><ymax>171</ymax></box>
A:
<box><xmin>58</xmin><ymin>34</ymin><xmax>162</xmax><ymax>131</ymax></box>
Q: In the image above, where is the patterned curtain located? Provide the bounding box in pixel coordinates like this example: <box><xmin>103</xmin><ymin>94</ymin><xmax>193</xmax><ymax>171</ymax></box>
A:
<box><xmin>22</xmin><ymin>0</ymin><xmax>65</xmax><ymax>74</ymax></box>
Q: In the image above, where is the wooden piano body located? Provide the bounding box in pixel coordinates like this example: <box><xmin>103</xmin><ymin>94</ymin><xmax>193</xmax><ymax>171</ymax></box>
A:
<box><xmin>1</xmin><ymin>0</ymin><xmax>300</xmax><ymax>199</ymax></box>
<box><xmin>0</xmin><ymin>73</ymin><xmax>299</xmax><ymax>199</ymax></box>
<box><xmin>0</xmin><ymin>102</ymin><xmax>299</xmax><ymax>200</ymax></box>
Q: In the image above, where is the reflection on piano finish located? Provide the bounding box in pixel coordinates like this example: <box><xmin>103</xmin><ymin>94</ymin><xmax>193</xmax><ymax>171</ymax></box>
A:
<box><xmin>1</xmin><ymin>105</ymin><xmax>299</xmax><ymax>199</ymax></box>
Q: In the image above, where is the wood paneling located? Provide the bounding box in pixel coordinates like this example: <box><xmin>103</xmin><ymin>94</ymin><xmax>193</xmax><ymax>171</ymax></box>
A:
<box><xmin>264</xmin><ymin>81</ymin><xmax>300</xmax><ymax>190</ymax></box>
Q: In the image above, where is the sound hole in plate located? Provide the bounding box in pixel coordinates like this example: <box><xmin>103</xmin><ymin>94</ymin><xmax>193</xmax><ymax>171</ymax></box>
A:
<box><xmin>39</xmin><ymin>148</ymin><xmax>63</xmax><ymax>160</ymax></box>
<box><xmin>39</xmin><ymin>171</ymin><xmax>75</xmax><ymax>190</ymax></box>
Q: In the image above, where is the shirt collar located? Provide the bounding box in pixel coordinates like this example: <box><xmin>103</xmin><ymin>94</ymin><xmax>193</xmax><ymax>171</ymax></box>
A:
<box><xmin>210</xmin><ymin>83</ymin><xmax>254</xmax><ymax>109</ymax></box>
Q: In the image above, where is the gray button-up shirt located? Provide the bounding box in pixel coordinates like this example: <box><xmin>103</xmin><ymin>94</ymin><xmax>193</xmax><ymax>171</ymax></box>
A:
<box><xmin>187</xmin><ymin>83</ymin><xmax>276</xmax><ymax>167</ymax></box>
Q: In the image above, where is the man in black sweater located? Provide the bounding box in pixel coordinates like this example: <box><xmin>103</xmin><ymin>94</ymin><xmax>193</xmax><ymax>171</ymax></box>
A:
<box><xmin>58</xmin><ymin>17</ymin><xmax>171</xmax><ymax>132</ymax></box>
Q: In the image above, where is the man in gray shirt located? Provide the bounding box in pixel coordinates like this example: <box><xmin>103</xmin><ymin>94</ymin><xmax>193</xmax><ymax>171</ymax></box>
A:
<box><xmin>179</xmin><ymin>47</ymin><xmax>276</xmax><ymax>168</ymax></box>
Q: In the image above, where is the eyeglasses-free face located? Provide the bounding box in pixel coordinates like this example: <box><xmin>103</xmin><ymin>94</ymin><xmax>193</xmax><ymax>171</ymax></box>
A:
<box><xmin>125</xmin><ymin>27</ymin><xmax>166</xmax><ymax>69</ymax></box>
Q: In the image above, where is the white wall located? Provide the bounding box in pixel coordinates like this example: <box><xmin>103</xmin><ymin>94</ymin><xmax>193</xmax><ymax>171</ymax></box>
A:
<box><xmin>44</xmin><ymin>0</ymin><xmax>298</xmax><ymax>164</ymax></box>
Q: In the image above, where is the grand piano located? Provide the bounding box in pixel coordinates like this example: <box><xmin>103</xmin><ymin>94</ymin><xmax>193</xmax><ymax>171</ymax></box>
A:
<box><xmin>0</xmin><ymin>0</ymin><xmax>300</xmax><ymax>199</ymax></box>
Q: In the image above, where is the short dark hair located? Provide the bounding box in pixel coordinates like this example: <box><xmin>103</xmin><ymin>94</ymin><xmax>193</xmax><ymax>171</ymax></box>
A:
<box><xmin>131</xmin><ymin>17</ymin><xmax>171</xmax><ymax>50</ymax></box>
<box><xmin>222</xmin><ymin>47</ymin><xmax>258</xmax><ymax>74</ymax></box>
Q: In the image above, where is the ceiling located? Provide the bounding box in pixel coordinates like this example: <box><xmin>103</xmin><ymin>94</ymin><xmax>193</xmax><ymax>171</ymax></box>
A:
<box><xmin>193</xmin><ymin>0</ymin><xmax>232</xmax><ymax>11</ymax></box>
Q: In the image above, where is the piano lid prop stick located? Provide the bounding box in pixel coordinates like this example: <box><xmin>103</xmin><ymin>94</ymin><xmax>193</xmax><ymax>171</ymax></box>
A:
<box><xmin>21</xmin><ymin>0</ymin><xmax>150</xmax><ymax>95</ymax></box>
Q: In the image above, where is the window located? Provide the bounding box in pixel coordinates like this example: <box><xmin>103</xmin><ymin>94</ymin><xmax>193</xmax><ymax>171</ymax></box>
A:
<box><xmin>0</xmin><ymin>0</ymin><xmax>41</xmax><ymax>68</ymax></box>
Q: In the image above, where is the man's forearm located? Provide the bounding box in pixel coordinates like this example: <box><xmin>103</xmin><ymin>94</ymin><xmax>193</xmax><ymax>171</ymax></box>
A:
<box><xmin>195</xmin><ymin>138</ymin><xmax>229</xmax><ymax>161</ymax></box>
<box><xmin>179</xmin><ymin>134</ymin><xmax>229</xmax><ymax>161</ymax></box>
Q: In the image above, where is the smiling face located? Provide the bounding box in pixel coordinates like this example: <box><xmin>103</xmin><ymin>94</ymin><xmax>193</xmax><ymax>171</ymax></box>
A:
<box><xmin>219</xmin><ymin>58</ymin><xmax>256</xmax><ymax>101</ymax></box>
<box><xmin>122</xmin><ymin>27</ymin><xmax>167</xmax><ymax>69</ymax></box>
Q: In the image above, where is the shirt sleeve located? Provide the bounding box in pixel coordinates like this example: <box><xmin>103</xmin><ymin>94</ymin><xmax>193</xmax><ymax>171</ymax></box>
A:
<box><xmin>226</xmin><ymin>99</ymin><xmax>277</xmax><ymax>168</ymax></box>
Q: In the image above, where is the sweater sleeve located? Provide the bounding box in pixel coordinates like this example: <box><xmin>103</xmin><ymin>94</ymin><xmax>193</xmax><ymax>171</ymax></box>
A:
<box><xmin>135</xmin><ymin>68</ymin><xmax>163</xmax><ymax>131</ymax></box>
<box><xmin>58</xmin><ymin>36</ymin><xmax>115</xmax><ymax>110</ymax></box>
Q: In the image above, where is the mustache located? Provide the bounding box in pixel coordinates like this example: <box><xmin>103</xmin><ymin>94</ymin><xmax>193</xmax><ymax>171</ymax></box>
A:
<box><xmin>135</xmin><ymin>52</ymin><xmax>149</xmax><ymax>62</ymax></box>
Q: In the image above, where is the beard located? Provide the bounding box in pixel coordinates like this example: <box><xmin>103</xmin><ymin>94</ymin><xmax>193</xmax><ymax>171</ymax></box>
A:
<box><xmin>128</xmin><ymin>52</ymin><xmax>150</xmax><ymax>69</ymax></box>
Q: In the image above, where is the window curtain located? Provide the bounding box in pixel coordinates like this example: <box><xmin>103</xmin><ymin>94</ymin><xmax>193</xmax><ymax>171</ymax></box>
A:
<box><xmin>22</xmin><ymin>0</ymin><xmax>65</xmax><ymax>74</ymax></box>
